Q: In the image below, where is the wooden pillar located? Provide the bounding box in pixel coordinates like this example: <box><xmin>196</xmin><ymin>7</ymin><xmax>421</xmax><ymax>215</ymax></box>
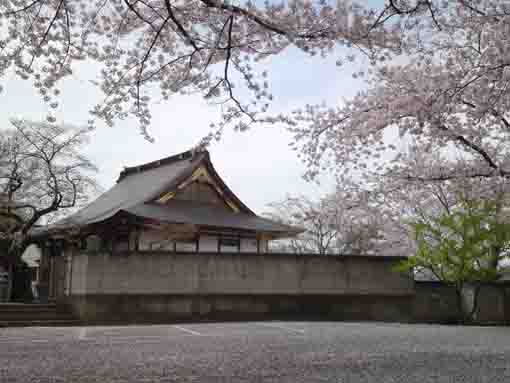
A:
<box><xmin>65</xmin><ymin>245</ymin><xmax>74</xmax><ymax>297</ymax></box>
<box><xmin>36</xmin><ymin>243</ymin><xmax>50</xmax><ymax>302</ymax></box>
<box><xmin>258</xmin><ymin>233</ymin><xmax>270</xmax><ymax>254</ymax></box>
<box><xmin>49</xmin><ymin>256</ymin><xmax>55</xmax><ymax>300</ymax></box>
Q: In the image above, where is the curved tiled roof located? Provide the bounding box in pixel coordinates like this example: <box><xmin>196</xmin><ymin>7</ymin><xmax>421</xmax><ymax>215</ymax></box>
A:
<box><xmin>55</xmin><ymin>150</ymin><xmax>207</xmax><ymax>227</ymax></box>
<box><xmin>126</xmin><ymin>201</ymin><xmax>300</xmax><ymax>235</ymax></box>
<box><xmin>34</xmin><ymin>149</ymin><xmax>302</xmax><ymax>237</ymax></box>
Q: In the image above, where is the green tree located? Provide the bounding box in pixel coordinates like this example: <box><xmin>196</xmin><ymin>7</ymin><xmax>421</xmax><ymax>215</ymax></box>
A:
<box><xmin>397</xmin><ymin>199</ymin><xmax>510</xmax><ymax>323</ymax></box>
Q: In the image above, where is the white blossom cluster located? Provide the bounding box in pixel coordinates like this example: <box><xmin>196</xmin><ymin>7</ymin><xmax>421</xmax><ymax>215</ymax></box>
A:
<box><xmin>0</xmin><ymin>0</ymin><xmax>395</xmax><ymax>141</ymax></box>
<box><xmin>265</xmin><ymin>178</ymin><xmax>407</xmax><ymax>255</ymax></box>
<box><xmin>288</xmin><ymin>1</ymin><xmax>510</xmax><ymax>183</ymax></box>
<box><xmin>3</xmin><ymin>1</ymin><xmax>510</xmax><ymax>187</ymax></box>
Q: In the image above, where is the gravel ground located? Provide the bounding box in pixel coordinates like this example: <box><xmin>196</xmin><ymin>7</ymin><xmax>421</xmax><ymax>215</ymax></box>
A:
<box><xmin>1</xmin><ymin>321</ymin><xmax>510</xmax><ymax>382</ymax></box>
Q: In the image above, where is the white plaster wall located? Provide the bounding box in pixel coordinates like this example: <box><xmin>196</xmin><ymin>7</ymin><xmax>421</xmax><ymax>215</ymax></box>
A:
<box><xmin>240</xmin><ymin>238</ymin><xmax>258</xmax><ymax>253</ymax></box>
<box><xmin>136</xmin><ymin>231</ymin><xmax>266</xmax><ymax>253</ymax></box>
<box><xmin>139</xmin><ymin>230</ymin><xmax>174</xmax><ymax>251</ymax></box>
<box><xmin>199</xmin><ymin>236</ymin><xmax>217</xmax><ymax>252</ymax></box>
<box><xmin>219</xmin><ymin>244</ymin><xmax>238</xmax><ymax>253</ymax></box>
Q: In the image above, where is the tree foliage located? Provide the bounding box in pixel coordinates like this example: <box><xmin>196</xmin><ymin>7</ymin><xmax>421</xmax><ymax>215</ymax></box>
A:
<box><xmin>396</xmin><ymin>198</ymin><xmax>510</xmax><ymax>321</ymax></box>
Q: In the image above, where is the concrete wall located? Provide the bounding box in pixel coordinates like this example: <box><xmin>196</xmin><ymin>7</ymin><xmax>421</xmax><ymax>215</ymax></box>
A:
<box><xmin>413</xmin><ymin>282</ymin><xmax>510</xmax><ymax>324</ymax></box>
<box><xmin>65</xmin><ymin>252</ymin><xmax>414</xmax><ymax>323</ymax></box>
<box><xmin>69</xmin><ymin>252</ymin><xmax>413</xmax><ymax>296</ymax></box>
<box><xmin>64</xmin><ymin>252</ymin><xmax>510</xmax><ymax>325</ymax></box>
<box><xmin>67</xmin><ymin>294</ymin><xmax>414</xmax><ymax>323</ymax></box>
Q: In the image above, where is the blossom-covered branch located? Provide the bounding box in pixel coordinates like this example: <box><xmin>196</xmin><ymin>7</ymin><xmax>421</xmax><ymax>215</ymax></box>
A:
<box><xmin>287</xmin><ymin>1</ymin><xmax>510</xmax><ymax>182</ymax></box>
<box><xmin>0</xmin><ymin>0</ymin><xmax>399</xmax><ymax>138</ymax></box>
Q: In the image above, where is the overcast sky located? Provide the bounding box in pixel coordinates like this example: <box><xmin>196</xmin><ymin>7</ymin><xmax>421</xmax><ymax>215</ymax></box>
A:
<box><xmin>0</xmin><ymin>13</ymin><xmax>376</xmax><ymax>215</ymax></box>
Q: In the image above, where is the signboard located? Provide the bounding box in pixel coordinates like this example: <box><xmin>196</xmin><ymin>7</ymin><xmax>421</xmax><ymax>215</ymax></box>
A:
<box><xmin>0</xmin><ymin>271</ymin><xmax>9</xmax><ymax>283</ymax></box>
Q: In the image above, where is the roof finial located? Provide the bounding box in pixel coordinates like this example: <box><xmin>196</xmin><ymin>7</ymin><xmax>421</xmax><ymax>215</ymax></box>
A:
<box><xmin>191</xmin><ymin>141</ymin><xmax>208</xmax><ymax>158</ymax></box>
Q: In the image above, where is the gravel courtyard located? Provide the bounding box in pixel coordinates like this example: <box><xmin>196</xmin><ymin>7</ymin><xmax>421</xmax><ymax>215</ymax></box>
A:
<box><xmin>1</xmin><ymin>321</ymin><xmax>509</xmax><ymax>382</ymax></box>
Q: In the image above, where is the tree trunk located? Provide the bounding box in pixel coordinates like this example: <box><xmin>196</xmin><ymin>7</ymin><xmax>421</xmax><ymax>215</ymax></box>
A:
<box><xmin>456</xmin><ymin>283</ymin><xmax>481</xmax><ymax>324</ymax></box>
<box><xmin>469</xmin><ymin>285</ymin><xmax>481</xmax><ymax>322</ymax></box>
<box><xmin>5</xmin><ymin>243</ymin><xmax>30</xmax><ymax>302</ymax></box>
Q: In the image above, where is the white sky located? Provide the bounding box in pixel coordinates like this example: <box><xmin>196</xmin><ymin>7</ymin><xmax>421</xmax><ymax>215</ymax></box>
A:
<box><xmin>0</xmin><ymin>44</ymin><xmax>369</xmax><ymax>216</ymax></box>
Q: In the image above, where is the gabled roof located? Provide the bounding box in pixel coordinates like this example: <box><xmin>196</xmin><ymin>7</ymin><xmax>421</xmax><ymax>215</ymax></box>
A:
<box><xmin>37</xmin><ymin>149</ymin><xmax>301</xmax><ymax>237</ymax></box>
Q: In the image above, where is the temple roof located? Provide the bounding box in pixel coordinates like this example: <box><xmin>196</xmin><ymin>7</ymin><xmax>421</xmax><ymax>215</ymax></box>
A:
<box><xmin>126</xmin><ymin>201</ymin><xmax>299</xmax><ymax>235</ymax></box>
<box><xmin>35</xmin><ymin>149</ymin><xmax>302</xmax><ymax>237</ymax></box>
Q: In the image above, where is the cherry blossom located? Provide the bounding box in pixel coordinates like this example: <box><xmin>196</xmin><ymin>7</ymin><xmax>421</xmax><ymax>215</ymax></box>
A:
<box><xmin>289</xmin><ymin>1</ymin><xmax>510</xmax><ymax>182</ymax></box>
<box><xmin>2</xmin><ymin>1</ymin><xmax>509</xmax><ymax>186</ymax></box>
<box><xmin>0</xmin><ymin>0</ymin><xmax>398</xmax><ymax>139</ymax></box>
<box><xmin>265</xmin><ymin>179</ymin><xmax>406</xmax><ymax>255</ymax></box>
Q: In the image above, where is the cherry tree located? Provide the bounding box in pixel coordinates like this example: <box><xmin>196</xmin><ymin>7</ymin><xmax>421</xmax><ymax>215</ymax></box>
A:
<box><xmin>290</xmin><ymin>1</ymin><xmax>510</xmax><ymax>183</ymax></box>
<box><xmin>265</xmin><ymin>195</ymin><xmax>343</xmax><ymax>254</ymax></box>
<box><xmin>0</xmin><ymin>0</ymin><xmax>403</xmax><ymax>139</ymax></box>
<box><xmin>265</xmin><ymin>180</ymin><xmax>403</xmax><ymax>255</ymax></box>
<box><xmin>364</xmin><ymin>144</ymin><xmax>510</xmax><ymax>274</ymax></box>
<box><xmin>2</xmin><ymin>1</ymin><xmax>509</xmax><ymax>189</ymax></box>
<box><xmin>0</xmin><ymin>119</ymin><xmax>96</xmax><ymax>299</ymax></box>
<box><xmin>375</xmin><ymin>145</ymin><xmax>510</xmax><ymax>219</ymax></box>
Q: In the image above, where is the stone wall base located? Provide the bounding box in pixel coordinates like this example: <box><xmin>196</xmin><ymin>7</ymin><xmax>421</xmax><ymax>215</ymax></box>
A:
<box><xmin>413</xmin><ymin>282</ymin><xmax>510</xmax><ymax>325</ymax></box>
<box><xmin>61</xmin><ymin>284</ymin><xmax>510</xmax><ymax>325</ymax></box>
<box><xmin>62</xmin><ymin>294</ymin><xmax>414</xmax><ymax>324</ymax></box>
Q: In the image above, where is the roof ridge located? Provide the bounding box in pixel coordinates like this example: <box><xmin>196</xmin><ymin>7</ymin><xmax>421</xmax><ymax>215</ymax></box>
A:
<box><xmin>116</xmin><ymin>148</ymin><xmax>208</xmax><ymax>183</ymax></box>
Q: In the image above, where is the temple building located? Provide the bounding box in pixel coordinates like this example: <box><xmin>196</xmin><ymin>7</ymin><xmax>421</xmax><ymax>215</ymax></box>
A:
<box><xmin>33</xmin><ymin>149</ymin><xmax>303</xmax><ymax>301</ymax></box>
<box><xmin>24</xmin><ymin>149</ymin><xmax>414</xmax><ymax>324</ymax></box>
<box><xmin>49</xmin><ymin>148</ymin><xmax>300</xmax><ymax>252</ymax></box>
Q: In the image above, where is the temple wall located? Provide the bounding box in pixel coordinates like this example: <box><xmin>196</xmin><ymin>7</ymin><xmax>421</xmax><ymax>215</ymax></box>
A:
<box><xmin>61</xmin><ymin>253</ymin><xmax>510</xmax><ymax>324</ymax></box>
<box><xmin>64</xmin><ymin>252</ymin><xmax>415</xmax><ymax>323</ymax></box>
<box><xmin>70</xmin><ymin>252</ymin><xmax>413</xmax><ymax>296</ymax></box>
<box><xmin>412</xmin><ymin>282</ymin><xmax>510</xmax><ymax>324</ymax></box>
